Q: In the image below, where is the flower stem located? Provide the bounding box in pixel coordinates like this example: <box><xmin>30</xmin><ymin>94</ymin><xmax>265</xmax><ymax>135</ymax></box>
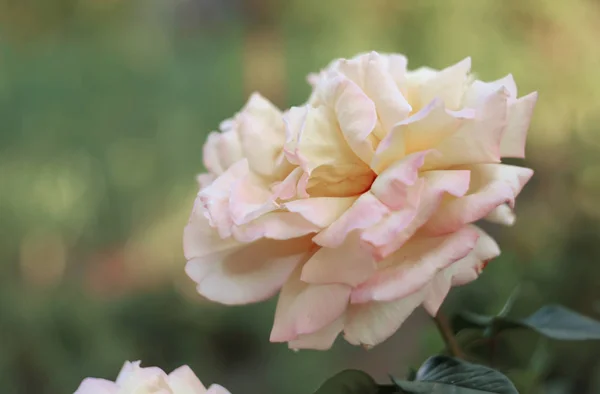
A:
<box><xmin>433</xmin><ymin>312</ymin><xmax>464</xmax><ymax>359</ymax></box>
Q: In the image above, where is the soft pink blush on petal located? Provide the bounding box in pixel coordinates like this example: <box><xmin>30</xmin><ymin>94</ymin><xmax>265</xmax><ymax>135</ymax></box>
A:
<box><xmin>343</xmin><ymin>290</ymin><xmax>425</xmax><ymax>347</ymax></box>
<box><xmin>313</xmin><ymin>192</ymin><xmax>390</xmax><ymax>248</ymax></box>
<box><xmin>185</xmin><ymin>234</ymin><xmax>314</xmax><ymax>305</ymax></box>
<box><xmin>450</xmin><ymin>225</ymin><xmax>501</xmax><ymax>286</ymax></box>
<box><xmin>301</xmin><ymin>232</ymin><xmax>376</xmax><ymax>287</ymax></box>
<box><xmin>371</xmin><ymin>99</ymin><xmax>473</xmax><ymax>173</ymax></box>
<box><xmin>231</xmin><ymin>212</ymin><xmax>320</xmax><ymax>243</ymax></box>
<box><xmin>421</xmin><ymin>88</ymin><xmax>508</xmax><ymax>170</ymax></box>
<box><xmin>183</xmin><ymin>197</ymin><xmax>240</xmax><ymax>262</ymax></box>
<box><xmin>283</xmin><ymin>196</ymin><xmax>357</xmax><ymax>228</ymax></box>
<box><xmin>287</xmin><ymin>317</ymin><xmax>344</xmax><ymax>350</ymax></box>
<box><xmin>424</xmin><ymin>164</ymin><xmax>533</xmax><ymax>235</ymax></box>
<box><xmin>361</xmin><ymin>170</ymin><xmax>471</xmax><ymax>260</ymax></box>
<box><xmin>351</xmin><ymin>226</ymin><xmax>480</xmax><ymax>304</ymax></box>
<box><xmin>321</xmin><ymin>74</ymin><xmax>379</xmax><ymax>164</ymax></box>
<box><xmin>270</xmin><ymin>265</ymin><xmax>351</xmax><ymax>342</ymax></box>
<box><xmin>421</xmin><ymin>225</ymin><xmax>501</xmax><ymax>316</ymax></box>
<box><xmin>370</xmin><ymin>150</ymin><xmax>429</xmax><ymax>210</ymax></box>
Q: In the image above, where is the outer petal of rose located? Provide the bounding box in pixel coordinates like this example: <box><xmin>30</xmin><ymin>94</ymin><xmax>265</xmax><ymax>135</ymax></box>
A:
<box><xmin>467</xmin><ymin>164</ymin><xmax>534</xmax><ymax>199</ymax></box>
<box><xmin>319</xmin><ymin>74</ymin><xmax>379</xmax><ymax>164</ymax></box>
<box><xmin>236</xmin><ymin>93</ymin><xmax>288</xmax><ymax>179</ymax></box>
<box><xmin>301</xmin><ymin>233</ymin><xmax>376</xmax><ymax>287</ymax></box>
<box><xmin>351</xmin><ymin>227</ymin><xmax>480</xmax><ymax>304</ymax></box>
<box><xmin>463</xmin><ymin>74</ymin><xmax>518</xmax><ymax>106</ymax></box>
<box><xmin>271</xmin><ymin>167</ymin><xmax>305</xmax><ymax>200</ymax></box>
<box><xmin>343</xmin><ymin>291</ymin><xmax>424</xmax><ymax>347</ymax></box>
<box><xmin>270</xmin><ymin>265</ymin><xmax>351</xmax><ymax>342</ymax></box>
<box><xmin>74</xmin><ymin>378</ymin><xmax>118</xmax><ymax>394</ymax></box>
<box><xmin>370</xmin><ymin>151</ymin><xmax>428</xmax><ymax>209</ymax></box>
<box><xmin>379</xmin><ymin>53</ymin><xmax>408</xmax><ymax>94</ymax></box>
<box><xmin>283</xmin><ymin>197</ymin><xmax>357</xmax><ymax>228</ymax></box>
<box><xmin>484</xmin><ymin>204</ymin><xmax>516</xmax><ymax>226</ymax></box>
<box><xmin>168</xmin><ymin>365</ymin><xmax>207</xmax><ymax>394</ymax></box>
<box><xmin>420</xmin><ymin>225</ymin><xmax>500</xmax><ymax>314</ymax></box>
<box><xmin>500</xmin><ymin>92</ymin><xmax>538</xmax><ymax>158</ymax></box>
<box><xmin>202</xmin><ymin>132</ymin><xmax>224</xmax><ymax>175</ymax></box>
<box><xmin>421</xmin><ymin>88</ymin><xmax>508</xmax><ymax>170</ymax></box>
<box><xmin>199</xmin><ymin>160</ymin><xmax>249</xmax><ymax>238</ymax></box>
<box><xmin>422</xmin><ymin>224</ymin><xmax>500</xmax><ymax>316</ymax></box>
<box><xmin>185</xmin><ymin>230</ymin><xmax>314</xmax><ymax>305</ymax></box>
<box><xmin>424</xmin><ymin>164</ymin><xmax>533</xmax><ymax>235</ymax></box>
<box><xmin>362</xmin><ymin>170</ymin><xmax>471</xmax><ymax>260</ymax></box>
<box><xmin>450</xmin><ymin>225</ymin><xmax>501</xmax><ymax>286</ymax></box>
<box><xmin>337</xmin><ymin>52</ymin><xmax>412</xmax><ymax>136</ymax></box>
<box><xmin>231</xmin><ymin>212</ymin><xmax>321</xmax><ymax>243</ymax></box>
<box><xmin>196</xmin><ymin>173</ymin><xmax>216</xmax><ymax>190</ymax></box>
<box><xmin>183</xmin><ymin>197</ymin><xmax>240</xmax><ymax>261</ymax></box>
<box><xmin>423</xmin><ymin>181</ymin><xmax>514</xmax><ymax>236</ymax></box>
<box><xmin>287</xmin><ymin>317</ymin><xmax>344</xmax><ymax>350</ymax></box>
<box><xmin>229</xmin><ymin>174</ymin><xmax>278</xmax><ymax>226</ymax></box>
<box><xmin>206</xmin><ymin>384</ymin><xmax>233</xmax><ymax>394</ymax></box>
<box><xmin>372</xmin><ymin>99</ymin><xmax>473</xmax><ymax>173</ymax></box>
<box><xmin>415</xmin><ymin>57</ymin><xmax>471</xmax><ymax>111</ymax></box>
<box><xmin>313</xmin><ymin>192</ymin><xmax>390</xmax><ymax>248</ymax></box>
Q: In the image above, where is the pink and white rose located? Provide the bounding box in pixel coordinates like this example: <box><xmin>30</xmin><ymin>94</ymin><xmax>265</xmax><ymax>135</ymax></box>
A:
<box><xmin>184</xmin><ymin>52</ymin><xmax>537</xmax><ymax>349</ymax></box>
<box><xmin>74</xmin><ymin>361</ymin><xmax>230</xmax><ymax>394</ymax></box>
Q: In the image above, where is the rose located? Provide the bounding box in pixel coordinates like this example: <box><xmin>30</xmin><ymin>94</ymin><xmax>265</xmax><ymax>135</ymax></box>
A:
<box><xmin>74</xmin><ymin>361</ymin><xmax>230</xmax><ymax>394</ymax></box>
<box><xmin>184</xmin><ymin>51</ymin><xmax>537</xmax><ymax>349</ymax></box>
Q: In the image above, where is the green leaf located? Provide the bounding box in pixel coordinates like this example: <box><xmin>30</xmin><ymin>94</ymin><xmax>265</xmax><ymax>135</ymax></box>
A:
<box><xmin>452</xmin><ymin>304</ymin><xmax>600</xmax><ymax>341</ymax></box>
<box><xmin>314</xmin><ymin>370</ymin><xmax>379</xmax><ymax>394</ymax></box>
<box><xmin>392</xmin><ymin>356</ymin><xmax>518</xmax><ymax>394</ymax></box>
<box><xmin>518</xmin><ymin>305</ymin><xmax>600</xmax><ymax>340</ymax></box>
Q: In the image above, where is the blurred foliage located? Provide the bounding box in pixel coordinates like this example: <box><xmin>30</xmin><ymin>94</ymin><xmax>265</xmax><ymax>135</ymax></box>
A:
<box><xmin>1</xmin><ymin>0</ymin><xmax>600</xmax><ymax>393</ymax></box>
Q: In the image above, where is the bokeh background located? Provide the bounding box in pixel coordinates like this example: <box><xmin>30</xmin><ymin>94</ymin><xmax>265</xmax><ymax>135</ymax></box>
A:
<box><xmin>2</xmin><ymin>0</ymin><xmax>600</xmax><ymax>393</ymax></box>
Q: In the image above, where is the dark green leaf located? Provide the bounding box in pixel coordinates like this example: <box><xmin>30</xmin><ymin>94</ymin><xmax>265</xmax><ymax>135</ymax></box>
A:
<box><xmin>452</xmin><ymin>304</ymin><xmax>600</xmax><ymax>341</ymax></box>
<box><xmin>519</xmin><ymin>305</ymin><xmax>600</xmax><ymax>340</ymax></box>
<box><xmin>314</xmin><ymin>370</ymin><xmax>379</xmax><ymax>394</ymax></box>
<box><xmin>392</xmin><ymin>356</ymin><xmax>518</xmax><ymax>394</ymax></box>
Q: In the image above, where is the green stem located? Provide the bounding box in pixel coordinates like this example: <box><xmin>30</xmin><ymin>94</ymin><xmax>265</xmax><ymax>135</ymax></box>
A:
<box><xmin>433</xmin><ymin>312</ymin><xmax>464</xmax><ymax>359</ymax></box>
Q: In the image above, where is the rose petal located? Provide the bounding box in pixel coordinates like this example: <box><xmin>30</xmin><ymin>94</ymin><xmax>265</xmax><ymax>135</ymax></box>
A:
<box><xmin>421</xmin><ymin>87</ymin><xmax>509</xmax><ymax>170</ymax></box>
<box><xmin>414</xmin><ymin>57</ymin><xmax>472</xmax><ymax>111</ymax></box>
<box><xmin>362</xmin><ymin>170</ymin><xmax>471</xmax><ymax>259</ymax></box>
<box><xmin>185</xmin><ymin>228</ymin><xmax>314</xmax><ymax>305</ymax></box>
<box><xmin>231</xmin><ymin>212</ymin><xmax>321</xmax><ymax>243</ymax></box>
<box><xmin>301</xmin><ymin>232</ymin><xmax>376</xmax><ymax>287</ymax></box>
<box><xmin>337</xmin><ymin>52</ymin><xmax>412</xmax><ymax>137</ymax></box>
<box><xmin>351</xmin><ymin>227</ymin><xmax>480</xmax><ymax>304</ymax></box>
<box><xmin>270</xmin><ymin>266</ymin><xmax>351</xmax><ymax>342</ymax></box>
<box><xmin>283</xmin><ymin>196</ymin><xmax>357</xmax><ymax>227</ymax></box>
<box><xmin>287</xmin><ymin>317</ymin><xmax>344</xmax><ymax>351</ymax></box>
<box><xmin>343</xmin><ymin>291</ymin><xmax>424</xmax><ymax>347</ymax></box>
<box><xmin>370</xmin><ymin>151</ymin><xmax>429</xmax><ymax>209</ymax></box>
<box><xmin>372</xmin><ymin>99</ymin><xmax>473</xmax><ymax>173</ymax></box>
<box><xmin>74</xmin><ymin>379</ymin><xmax>118</xmax><ymax>394</ymax></box>
<box><xmin>424</xmin><ymin>164</ymin><xmax>533</xmax><ymax>235</ymax></box>
<box><xmin>168</xmin><ymin>365</ymin><xmax>207</xmax><ymax>394</ymax></box>
<box><xmin>236</xmin><ymin>93</ymin><xmax>289</xmax><ymax>179</ymax></box>
<box><xmin>313</xmin><ymin>192</ymin><xmax>390</xmax><ymax>248</ymax></box>
<box><xmin>206</xmin><ymin>384</ymin><xmax>233</xmax><ymax>394</ymax></box>
<box><xmin>500</xmin><ymin>92</ymin><xmax>538</xmax><ymax>158</ymax></box>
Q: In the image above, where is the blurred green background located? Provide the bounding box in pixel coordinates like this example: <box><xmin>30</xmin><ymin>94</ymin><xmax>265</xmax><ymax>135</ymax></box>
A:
<box><xmin>1</xmin><ymin>0</ymin><xmax>600</xmax><ymax>393</ymax></box>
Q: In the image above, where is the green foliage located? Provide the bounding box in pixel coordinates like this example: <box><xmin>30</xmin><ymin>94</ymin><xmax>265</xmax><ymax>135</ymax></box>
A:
<box><xmin>313</xmin><ymin>370</ymin><xmax>379</xmax><ymax>394</ymax></box>
<box><xmin>393</xmin><ymin>356</ymin><xmax>518</xmax><ymax>394</ymax></box>
<box><xmin>453</xmin><ymin>305</ymin><xmax>600</xmax><ymax>340</ymax></box>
